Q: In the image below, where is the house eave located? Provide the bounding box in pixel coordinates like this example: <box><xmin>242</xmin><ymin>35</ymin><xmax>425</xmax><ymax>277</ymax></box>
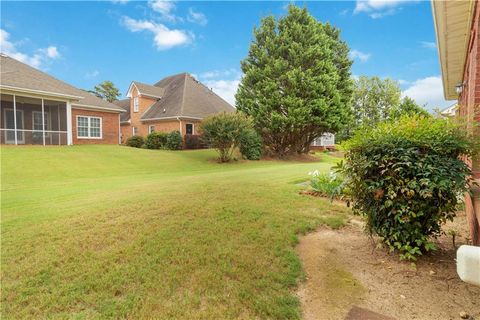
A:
<box><xmin>140</xmin><ymin>116</ymin><xmax>203</xmax><ymax>122</ymax></box>
<box><xmin>72</xmin><ymin>103</ymin><xmax>126</xmax><ymax>113</ymax></box>
<box><xmin>431</xmin><ymin>0</ymin><xmax>476</xmax><ymax>100</ymax></box>
<box><xmin>0</xmin><ymin>85</ymin><xmax>83</xmax><ymax>101</ymax></box>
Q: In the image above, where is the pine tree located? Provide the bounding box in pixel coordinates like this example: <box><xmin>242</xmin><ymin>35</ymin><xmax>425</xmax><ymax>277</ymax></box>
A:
<box><xmin>93</xmin><ymin>80</ymin><xmax>121</xmax><ymax>102</ymax></box>
<box><xmin>236</xmin><ymin>4</ymin><xmax>353</xmax><ymax>156</ymax></box>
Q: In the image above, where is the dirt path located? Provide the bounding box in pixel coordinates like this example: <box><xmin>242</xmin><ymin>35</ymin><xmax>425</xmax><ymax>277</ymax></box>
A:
<box><xmin>296</xmin><ymin>213</ymin><xmax>480</xmax><ymax>320</ymax></box>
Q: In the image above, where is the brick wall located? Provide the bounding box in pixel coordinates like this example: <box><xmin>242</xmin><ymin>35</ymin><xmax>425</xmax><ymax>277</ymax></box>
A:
<box><xmin>72</xmin><ymin>108</ymin><xmax>120</xmax><ymax>145</ymax></box>
<box><xmin>128</xmin><ymin>86</ymin><xmax>158</xmax><ymax>137</ymax></box>
<box><xmin>459</xmin><ymin>2</ymin><xmax>480</xmax><ymax>245</ymax></box>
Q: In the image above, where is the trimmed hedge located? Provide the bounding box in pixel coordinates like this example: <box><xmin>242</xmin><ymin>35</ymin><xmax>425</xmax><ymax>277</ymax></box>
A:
<box><xmin>145</xmin><ymin>132</ymin><xmax>168</xmax><ymax>149</ymax></box>
<box><xmin>165</xmin><ymin>131</ymin><xmax>183</xmax><ymax>150</ymax></box>
<box><xmin>126</xmin><ymin>135</ymin><xmax>144</xmax><ymax>148</ymax></box>
<box><xmin>341</xmin><ymin>116</ymin><xmax>477</xmax><ymax>260</ymax></box>
<box><xmin>184</xmin><ymin>134</ymin><xmax>204</xmax><ymax>149</ymax></box>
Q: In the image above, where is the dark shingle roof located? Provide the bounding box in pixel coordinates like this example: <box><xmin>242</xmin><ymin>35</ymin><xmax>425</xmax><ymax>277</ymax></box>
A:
<box><xmin>0</xmin><ymin>54</ymin><xmax>124</xmax><ymax>112</ymax></box>
<box><xmin>141</xmin><ymin>73</ymin><xmax>235</xmax><ymax>120</ymax></box>
<box><xmin>113</xmin><ymin>98</ymin><xmax>131</xmax><ymax>122</ymax></box>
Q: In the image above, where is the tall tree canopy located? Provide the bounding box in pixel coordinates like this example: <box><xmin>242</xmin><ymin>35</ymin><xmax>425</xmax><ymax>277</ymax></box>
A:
<box><xmin>352</xmin><ymin>76</ymin><xmax>401</xmax><ymax>127</ymax></box>
<box><xmin>391</xmin><ymin>96</ymin><xmax>431</xmax><ymax>119</ymax></box>
<box><xmin>337</xmin><ymin>76</ymin><xmax>430</xmax><ymax>140</ymax></box>
<box><xmin>93</xmin><ymin>80</ymin><xmax>121</xmax><ymax>102</ymax></box>
<box><xmin>236</xmin><ymin>4</ymin><xmax>353</xmax><ymax>156</ymax></box>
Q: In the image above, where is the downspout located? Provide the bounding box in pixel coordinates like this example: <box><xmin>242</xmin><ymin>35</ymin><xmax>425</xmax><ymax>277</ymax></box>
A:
<box><xmin>177</xmin><ymin>116</ymin><xmax>182</xmax><ymax>135</ymax></box>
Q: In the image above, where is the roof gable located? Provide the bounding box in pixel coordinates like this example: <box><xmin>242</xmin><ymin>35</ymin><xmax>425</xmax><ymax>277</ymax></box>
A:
<box><xmin>141</xmin><ymin>73</ymin><xmax>235</xmax><ymax>120</ymax></box>
<box><xmin>127</xmin><ymin>81</ymin><xmax>165</xmax><ymax>99</ymax></box>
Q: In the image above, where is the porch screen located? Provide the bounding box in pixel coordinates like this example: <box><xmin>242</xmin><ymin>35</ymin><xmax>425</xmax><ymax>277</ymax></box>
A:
<box><xmin>0</xmin><ymin>94</ymin><xmax>68</xmax><ymax>145</ymax></box>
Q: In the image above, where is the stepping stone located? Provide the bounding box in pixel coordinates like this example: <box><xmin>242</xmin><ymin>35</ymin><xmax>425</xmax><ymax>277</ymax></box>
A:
<box><xmin>345</xmin><ymin>306</ymin><xmax>395</xmax><ymax>320</ymax></box>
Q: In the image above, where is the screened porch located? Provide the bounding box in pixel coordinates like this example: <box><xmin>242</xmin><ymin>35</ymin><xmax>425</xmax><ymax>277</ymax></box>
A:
<box><xmin>0</xmin><ymin>94</ymin><xmax>68</xmax><ymax>145</ymax></box>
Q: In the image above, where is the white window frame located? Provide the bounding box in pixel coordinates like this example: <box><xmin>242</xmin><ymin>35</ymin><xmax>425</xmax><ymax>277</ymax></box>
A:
<box><xmin>149</xmin><ymin>125</ymin><xmax>155</xmax><ymax>134</ymax></box>
<box><xmin>3</xmin><ymin>108</ymin><xmax>24</xmax><ymax>144</ymax></box>
<box><xmin>76</xmin><ymin>115</ymin><xmax>102</xmax><ymax>139</ymax></box>
<box><xmin>133</xmin><ymin>97</ymin><xmax>139</xmax><ymax>113</ymax></box>
<box><xmin>32</xmin><ymin>111</ymin><xmax>50</xmax><ymax>138</ymax></box>
<box><xmin>185</xmin><ymin>123</ymin><xmax>194</xmax><ymax>135</ymax></box>
<box><xmin>132</xmin><ymin>126</ymin><xmax>138</xmax><ymax>136</ymax></box>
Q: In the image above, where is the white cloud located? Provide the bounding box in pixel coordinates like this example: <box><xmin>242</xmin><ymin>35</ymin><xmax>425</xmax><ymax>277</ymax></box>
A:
<box><xmin>202</xmin><ymin>78</ymin><xmax>240</xmax><ymax>106</ymax></box>
<box><xmin>200</xmin><ymin>68</ymin><xmax>238</xmax><ymax>79</ymax></box>
<box><xmin>349</xmin><ymin>49</ymin><xmax>371</xmax><ymax>62</ymax></box>
<box><xmin>420</xmin><ymin>41</ymin><xmax>436</xmax><ymax>49</ymax></box>
<box><xmin>122</xmin><ymin>16</ymin><xmax>192</xmax><ymax>50</ymax></box>
<box><xmin>187</xmin><ymin>8</ymin><xmax>207</xmax><ymax>26</ymax></box>
<box><xmin>354</xmin><ymin>0</ymin><xmax>416</xmax><ymax>18</ymax></box>
<box><xmin>148</xmin><ymin>0</ymin><xmax>178</xmax><ymax>22</ymax></box>
<box><xmin>197</xmin><ymin>69</ymin><xmax>241</xmax><ymax>106</ymax></box>
<box><xmin>402</xmin><ymin>76</ymin><xmax>453</xmax><ymax>111</ymax></box>
<box><xmin>0</xmin><ymin>29</ymin><xmax>60</xmax><ymax>68</ymax></box>
<box><xmin>40</xmin><ymin>46</ymin><xmax>60</xmax><ymax>59</ymax></box>
<box><xmin>85</xmin><ymin>70</ymin><xmax>100</xmax><ymax>79</ymax></box>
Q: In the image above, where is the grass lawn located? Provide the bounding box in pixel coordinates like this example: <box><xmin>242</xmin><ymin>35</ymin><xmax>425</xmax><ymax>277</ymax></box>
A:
<box><xmin>1</xmin><ymin>145</ymin><xmax>348</xmax><ymax>319</ymax></box>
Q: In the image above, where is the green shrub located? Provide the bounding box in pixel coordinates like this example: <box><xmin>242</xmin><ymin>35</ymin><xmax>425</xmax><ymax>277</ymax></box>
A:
<box><xmin>309</xmin><ymin>170</ymin><xmax>344</xmax><ymax>199</ymax></box>
<box><xmin>145</xmin><ymin>132</ymin><xmax>168</xmax><ymax>149</ymax></box>
<box><xmin>126</xmin><ymin>135</ymin><xmax>144</xmax><ymax>148</ymax></box>
<box><xmin>165</xmin><ymin>131</ymin><xmax>183</xmax><ymax>150</ymax></box>
<box><xmin>200</xmin><ymin>112</ymin><xmax>254</xmax><ymax>162</ymax></box>
<box><xmin>340</xmin><ymin>116</ymin><xmax>477</xmax><ymax>260</ymax></box>
<box><xmin>184</xmin><ymin>134</ymin><xmax>204</xmax><ymax>149</ymax></box>
<box><xmin>239</xmin><ymin>129</ymin><xmax>262</xmax><ymax>160</ymax></box>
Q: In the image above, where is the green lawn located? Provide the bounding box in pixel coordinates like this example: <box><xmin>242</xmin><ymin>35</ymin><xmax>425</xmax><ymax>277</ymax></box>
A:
<box><xmin>1</xmin><ymin>145</ymin><xmax>348</xmax><ymax>319</ymax></box>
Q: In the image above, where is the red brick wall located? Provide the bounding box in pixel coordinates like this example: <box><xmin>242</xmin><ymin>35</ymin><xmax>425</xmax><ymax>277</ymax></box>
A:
<box><xmin>128</xmin><ymin>86</ymin><xmax>158</xmax><ymax>137</ymax></box>
<box><xmin>72</xmin><ymin>108</ymin><xmax>120</xmax><ymax>145</ymax></box>
<box><xmin>458</xmin><ymin>2</ymin><xmax>480</xmax><ymax>245</ymax></box>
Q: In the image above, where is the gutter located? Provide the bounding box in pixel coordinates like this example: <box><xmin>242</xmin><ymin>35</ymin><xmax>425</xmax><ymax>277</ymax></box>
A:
<box><xmin>0</xmin><ymin>85</ymin><xmax>84</xmax><ymax>100</ymax></box>
<box><xmin>140</xmin><ymin>116</ymin><xmax>202</xmax><ymax>122</ymax></box>
<box><xmin>72</xmin><ymin>103</ymin><xmax>126</xmax><ymax>113</ymax></box>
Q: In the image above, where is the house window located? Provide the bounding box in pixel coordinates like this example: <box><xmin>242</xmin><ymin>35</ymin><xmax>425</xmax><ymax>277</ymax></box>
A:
<box><xmin>33</xmin><ymin>111</ymin><xmax>49</xmax><ymax>131</ymax></box>
<box><xmin>133</xmin><ymin>127</ymin><xmax>138</xmax><ymax>136</ymax></box>
<box><xmin>32</xmin><ymin>111</ymin><xmax>49</xmax><ymax>140</ymax></box>
<box><xmin>186</xmin><ymin>123</ymin><xmax>194</xmax><ymax>135</ymax></box>
<box><xmin>133</xmin><ymin>97</ymin><xmax>139</xmax><ymax>112</ymax></box>
<box><xmin>77</xmin><ymin>116</ymin><xmax>102</xmax><ymax>139</ymax></box>
<box><xmin>149</xmin><ymin>125</ymin><xmax>155</xmax><ymax>134</ymax></box>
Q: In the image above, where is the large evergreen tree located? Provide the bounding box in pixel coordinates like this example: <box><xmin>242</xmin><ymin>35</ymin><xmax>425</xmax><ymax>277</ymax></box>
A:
<box><xmin>236</xmin><ymin>5</ymin><xmax>353</xmax><ymax>156</ymax></box>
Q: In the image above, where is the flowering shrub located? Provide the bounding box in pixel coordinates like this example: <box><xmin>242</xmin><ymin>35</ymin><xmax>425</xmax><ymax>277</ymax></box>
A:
<box><xmin>309</xmin><ymin>170</ymin><xmax>344</xmax><ymax>199</ymax></box>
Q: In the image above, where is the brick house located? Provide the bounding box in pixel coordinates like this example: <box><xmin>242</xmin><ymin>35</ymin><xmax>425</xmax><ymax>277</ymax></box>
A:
<box><xmin>432</xmin><ymin>0</ymin><xmax>480</xmax><ymax>245</ymax></box>
<box><xmin>114</xmin><ymin>73</ymin><xmax>235</xmax><ymax>142</ymax></box>
<box><xmin>0</xmin><ymin>54</ymin><xmax>124</xmax><ymax>145</ymax></box>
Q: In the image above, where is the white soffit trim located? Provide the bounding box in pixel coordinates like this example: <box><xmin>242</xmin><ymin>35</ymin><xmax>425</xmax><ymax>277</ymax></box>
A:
<box><xmin>432</xmin><ymin>0</ymin><xmax>476</xmax><ymax>100</ymax></box>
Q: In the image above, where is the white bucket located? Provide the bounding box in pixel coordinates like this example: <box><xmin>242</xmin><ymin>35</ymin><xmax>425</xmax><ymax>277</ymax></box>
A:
<box><xmin>457</xmin><ymin>245</ymin><xmax>480</xmax><ymax>286</ymax></box>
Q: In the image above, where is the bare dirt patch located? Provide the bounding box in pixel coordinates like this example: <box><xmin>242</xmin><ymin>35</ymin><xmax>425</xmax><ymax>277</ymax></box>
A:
<box><xmin>297</xmin><ymin>211</ymin><xmax>480</xmax><ymax>320</ymax></box>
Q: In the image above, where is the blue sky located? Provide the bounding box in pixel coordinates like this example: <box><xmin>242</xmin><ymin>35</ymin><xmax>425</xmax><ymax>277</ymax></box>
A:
<box><xmin>0</xmin><ymin>0</ymin><xmax>452</xmax><ymax>110</ymax></box>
